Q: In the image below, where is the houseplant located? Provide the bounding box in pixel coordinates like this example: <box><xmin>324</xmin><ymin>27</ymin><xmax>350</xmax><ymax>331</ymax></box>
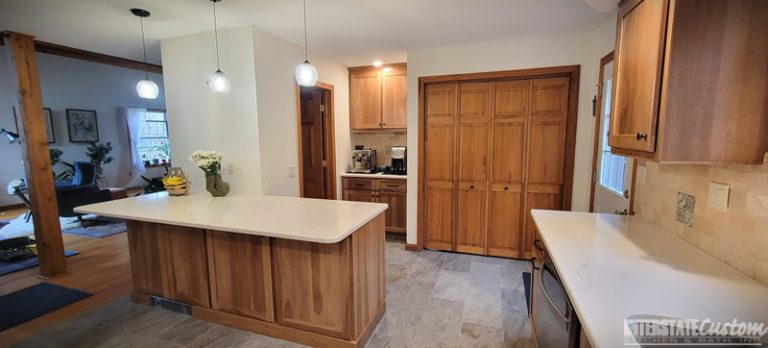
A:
<box><xmin>189</xmin><ymin>150</ymin><xmax>229</xmax><ymax>197</ymax></box>
<box><xmin>86</xmin><ymin>141</ymin><xmax>113</xmax><ymax>186</ymax></box>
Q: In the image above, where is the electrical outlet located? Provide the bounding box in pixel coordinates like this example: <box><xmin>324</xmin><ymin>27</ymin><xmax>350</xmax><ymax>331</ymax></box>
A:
<box><xmin>708</xmin><ymin>182</ymin><xmax>730</xmax><ymax>212</ymax></box>
<box><xmin>676</xmin><ymin>192</ymin><xmax>695</xmax><ymax>226</ymax></box>
<box><xmin>288</xmin><ymin>166</ymin><xmax>296</xmax><ymax>178</ymax></box>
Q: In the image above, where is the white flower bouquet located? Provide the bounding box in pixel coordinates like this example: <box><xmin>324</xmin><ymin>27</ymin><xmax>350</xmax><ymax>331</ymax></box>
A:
<box><xmin>189</xmin><ymin>150</ymin><xmax>223</xmax><ymax>176</ymax></box>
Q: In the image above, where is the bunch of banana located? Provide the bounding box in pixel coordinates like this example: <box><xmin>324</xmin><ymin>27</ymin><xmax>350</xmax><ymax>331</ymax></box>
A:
<box><xmin>163</xmin><ymin>175</ymin><xmax>189</xmax><ymax>195</ymax></box>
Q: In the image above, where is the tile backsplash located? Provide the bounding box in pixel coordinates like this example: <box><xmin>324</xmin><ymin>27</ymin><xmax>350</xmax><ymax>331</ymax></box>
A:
<box><xmin>634</xmin><ymin>159</ymin><xmax>768</xmax><ymax>285</ymax></box>
<box><xmin>350</xmin><ymin>132</ymin><xmax>407</xmax><ymax>167</ymax></box>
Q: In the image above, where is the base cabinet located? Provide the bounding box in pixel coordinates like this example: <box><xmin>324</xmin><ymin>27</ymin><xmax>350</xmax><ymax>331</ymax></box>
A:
<box><xmin>126</xmin><ymin>216</ymin><xmax>386</xmax><ymax>348</ymax></box>
<box><xmin>343</xmin><ymin>177</ymin><xmax>407</xmax><ymax>234</ymax></box>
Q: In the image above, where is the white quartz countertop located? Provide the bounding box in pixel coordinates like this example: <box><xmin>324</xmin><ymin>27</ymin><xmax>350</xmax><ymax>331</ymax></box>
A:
<box><xmin>341</xmin><ymin>172</ymin><xmax>407</xmax><ymax>180</ymax></box>
<box><xmin>531</xmin><ymin>210</ymin><xmax>768</xmax><ymax>348</ymax></box>
<box><xmin>75</xmin><ymin>192</ymin><xmax>387</xmax><ymax>243</ymax></box>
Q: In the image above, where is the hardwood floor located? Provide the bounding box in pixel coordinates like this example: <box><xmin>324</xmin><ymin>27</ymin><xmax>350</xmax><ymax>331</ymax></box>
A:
<box><xmin>2</xmin><ymin>232</ymin><xmax>534</xmax><ymax>348</ymax></box>
<box><xmin>0</xmin><ymin>229</ymin><xmax>131</xmax><ymax>347</ymax></box>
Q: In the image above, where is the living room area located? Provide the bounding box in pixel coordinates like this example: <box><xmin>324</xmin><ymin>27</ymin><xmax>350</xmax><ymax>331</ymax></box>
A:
<box><xmin>0</xmin><ymin>41</ymin><xmax>168</xmax><ymax>278</ymax></box>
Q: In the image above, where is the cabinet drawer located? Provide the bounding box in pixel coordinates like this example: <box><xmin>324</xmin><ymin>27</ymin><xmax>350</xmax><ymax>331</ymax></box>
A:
<box><xmin>343</xmin><ymin>178</ymin><xmax>374</xmax><ymax>190</ymax></box>
<box><xmin>377</xmin><ymin>180</ymin><xmax>406</xmax><ymax>192</ymax></box>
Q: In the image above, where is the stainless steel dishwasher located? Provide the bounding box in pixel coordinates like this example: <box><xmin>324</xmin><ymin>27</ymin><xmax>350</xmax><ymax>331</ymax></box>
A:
<box><xmin>533</xmin><ymin>247</ymin><xmax>581</xmax><ymax>348</ymax></box>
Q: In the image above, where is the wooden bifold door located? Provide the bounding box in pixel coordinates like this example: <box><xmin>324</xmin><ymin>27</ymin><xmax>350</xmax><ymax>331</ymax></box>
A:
<box><xmin>422</xmin><ymin>70</ymin><xmax>575</xmax><ymax>259</ymax></box>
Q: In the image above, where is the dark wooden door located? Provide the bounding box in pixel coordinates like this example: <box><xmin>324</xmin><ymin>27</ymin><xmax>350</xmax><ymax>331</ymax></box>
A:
<box><xmin>300</xmin><ymin>88</ymin><xmax>327</xmax><ymax>199</ymax></box>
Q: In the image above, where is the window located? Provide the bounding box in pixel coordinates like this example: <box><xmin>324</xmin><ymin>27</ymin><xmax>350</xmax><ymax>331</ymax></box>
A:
<box><xmin>598</xmin><ymin>80</ymin><xmax>628</xmax><ymax>196</ymax></box>
<box><xmin>137</xmin><ymin>110</ymin><xmax>171</xmax><ymax>163</ymax></box>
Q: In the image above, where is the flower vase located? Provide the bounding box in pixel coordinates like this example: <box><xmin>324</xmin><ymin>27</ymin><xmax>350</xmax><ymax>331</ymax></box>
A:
<box><xmin>205</xmin><ymin>174</ymin><xmax>230</xmax><ymax>197</ymax></box>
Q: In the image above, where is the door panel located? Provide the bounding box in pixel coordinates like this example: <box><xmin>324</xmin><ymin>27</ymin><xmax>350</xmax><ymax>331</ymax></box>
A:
<box><xmin>382</xmin><ymin>71</ymin><xmax>407</xmax><ymax>128</ymax></box>
<box><xmin>456</xmin><ymin>181</ymin><xmax>486</xmax><ymax>255</ymax></box>
<box><xmin>524</xmin><ymin>191</ymin><xmax>562</xmax><ymax>258</ymax></box>
<box><xmin>426</xmin><ymin>181</ymin><xmax>454</xmax><ymax>251</ymax></box>
<box><xmin>487</xmin><ymin>184</ymin><xmax>523</xmax><ymax>258</ymax></box>
<box><xmin>458</xmin><ymin>124</ymin><xmax>489</xmax><ymax>182</ymax></box>
<box><xmin>494</xmin><ymin>80</ymin><xmax>530</xmax><ymax>122</ymax></box>
<box><xmin>350</xmin><ymin>71</ymin><xmax>382</xmax><ymax>130</ymax></box>
<box><xmin>609</xmin><ymin>0</ymin><xmax>667</xmax><ymax>152</ymax></box>
<box><xmin>162</xmin><ymin>225</ymin><xmax>210</xmax><ymax>307</ymax></box>
<box><xmin>425</xmin><ymin>84</ymin><xmax>457</xmax><ymax>251</ymax></box>
<box><xmin>491</xmin><ymin>123</ymin><xmax>525</xmax><ymax>184</ymax></box>
<box><xmin>127</xmin><ymin>221</ymin><xmax>164</xmax><ymax>296</ymax></box>
<box><xmin>300</xmin><ymin>88</ymin><xmax>326</xmax><ymax>199</ymax></box>
<box><xmin>527</xmin><ymin>123</ymin><xmax>565</xmax><ymax>185</ymax></box>
<box><xmin>343</xmin><ymin>189</ymin><xmax>376</xmax><ymax>203</ymax></box>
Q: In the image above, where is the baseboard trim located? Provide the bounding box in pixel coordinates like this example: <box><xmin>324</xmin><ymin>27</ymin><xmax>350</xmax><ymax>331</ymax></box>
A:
<box><xmin>405</xmin><ymin>243</ymin><xmax>420</xmax><ymax>252</ymax></box>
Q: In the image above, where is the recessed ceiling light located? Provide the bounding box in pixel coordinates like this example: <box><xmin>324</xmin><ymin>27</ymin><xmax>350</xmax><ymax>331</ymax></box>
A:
<box><xmin>372</xmin><ymin>60</ymin><xmax>383</xmax><ymax>67</ymax></box>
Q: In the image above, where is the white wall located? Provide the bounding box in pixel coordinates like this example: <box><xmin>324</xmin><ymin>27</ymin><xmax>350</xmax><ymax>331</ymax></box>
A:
<box><xmin>250</xmin><ymin>26</ymin><xmax>351</xmax><ymax>198</ymax></box>
<box><xmin>404</xmin><ymin>14</ymin><xmax>618</xmax><ymax>244</ymax></box>
<box><xmin>161</xmin><ymin>26</ymin><xmax>350</xmax><ymax>198</ymax></box>
<box><xmin>0</xmin><ymin>52</ymin><xmax>165</xmax><ymax>207</ymax></box>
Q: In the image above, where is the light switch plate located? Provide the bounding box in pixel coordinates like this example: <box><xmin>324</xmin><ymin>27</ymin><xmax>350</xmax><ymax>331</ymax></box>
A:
<box><xmin>636</xmin><ymin>165</ymin><xmax>647</xmax><ymax>185</ymax></box>
<box><xmin>708</xmin><ymin>182</ymin><xmax>730</xmax><ymax>212</ymax></box>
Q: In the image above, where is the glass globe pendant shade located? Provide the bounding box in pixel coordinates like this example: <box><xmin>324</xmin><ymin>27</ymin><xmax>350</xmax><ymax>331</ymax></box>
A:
<box><xmin>207</xmin><ymin>69</ymin><xmax>231</xmax><ymax>93</ymax></box>
<box><xmin>136</xmin><ymin>79</ymin><xmax>159</xmax><ymax>99</ymax></box>
<box><xmin>294</xmin><ymin>60</ymin><xmax>318</xmax><ymax>87</ymax></box>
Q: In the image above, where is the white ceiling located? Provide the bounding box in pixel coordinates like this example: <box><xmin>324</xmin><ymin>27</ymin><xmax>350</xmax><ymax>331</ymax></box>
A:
<box><xmin>0</xmin><ymin>0</ymin><xmax>615</xmax><ymax>67</ymax></box>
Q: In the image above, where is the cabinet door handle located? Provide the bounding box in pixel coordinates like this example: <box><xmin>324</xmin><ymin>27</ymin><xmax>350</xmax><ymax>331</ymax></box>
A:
<box><xmin>504</xmin><ymin>186</ymin><xmax>509</xmax><ymax>191</ymax></box>
<box><xmin>469</xmin><ymin>185</ymin><xmax>475</xmax><ymax>190</ymax></box>
<box><xmin>636</xmin><ymin>132</ymin><xmax>648</xmax><ymax>140</ymax></box>
<box><xmin>534</xmin><ymin>239</ymin><xmax>545</xmax><ymax>252</ymax></box>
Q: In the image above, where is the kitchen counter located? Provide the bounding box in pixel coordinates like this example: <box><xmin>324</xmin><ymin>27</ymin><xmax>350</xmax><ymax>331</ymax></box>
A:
<box><xmin>76</xmin><ymin>191</ymin><xmax>387</xmax><ymax>347</ymax></box>
<box><xmin>531</xmin><ymin>210</ymin><xmax>768</xmax><ymax>347</ymax></box>
<box><xmin>76</xmin><ymin>192</ymin><xmax>387</xmax><ymax>243</ymax></box>
<box><xmin>341</xmin><ymin>172</ymin><xmax>407</xmax><ymax>180</ymax></box>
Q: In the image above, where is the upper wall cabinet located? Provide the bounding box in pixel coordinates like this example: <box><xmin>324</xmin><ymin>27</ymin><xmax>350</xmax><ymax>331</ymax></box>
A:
<box><xmin>349</xmin><ymin>64</ymin><xmax>407</xmax><ymax>131</ymax></box>
<box><xmin>609</xmin><ymin>0</ymin><xmax>768</xmax><ymax>164</ymax></box>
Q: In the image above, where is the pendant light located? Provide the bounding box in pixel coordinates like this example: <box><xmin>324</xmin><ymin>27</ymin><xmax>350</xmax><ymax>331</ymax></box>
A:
<box><xmin>294</xmin><ymin>0</ymin><xmax>318</xmax><ymax>87</ymax></box>
<box><xmin>131</xmin><ymin>9</ymin><xmax>159</xmax><ymax>100</ymax></box>
<box><xmin>207</xmin><ymin>0</ymin><xmax>230</xmax><ymax>93</ymax></box>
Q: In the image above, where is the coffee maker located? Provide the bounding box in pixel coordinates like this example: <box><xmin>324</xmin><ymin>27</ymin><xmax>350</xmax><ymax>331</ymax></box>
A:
<box><xmin>390</xmin><ymin>146</ymin><xmax>406</xmax><ymax>175</ymax></box>
<box><xmin>351</xmin><ymin>147</ymin><xmax>377</xmax><ymax>173</ymax></box>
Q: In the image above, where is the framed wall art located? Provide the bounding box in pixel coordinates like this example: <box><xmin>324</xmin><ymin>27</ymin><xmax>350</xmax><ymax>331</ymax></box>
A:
<box><xmin>66</xmin><ymin>108</ymin><xmax>98</xmax><ymax>143</ymax></box>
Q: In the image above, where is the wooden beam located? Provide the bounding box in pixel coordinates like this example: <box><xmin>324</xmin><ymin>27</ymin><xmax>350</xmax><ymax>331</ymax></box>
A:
<box><xmin>3</xmin><ymin>31</ymin><xmax>66</xmax><ymax>277</ymax></box>
<box><xmin>0</xmin><ymin>33</ymin><xmax>162</xmax><ymax>74</ymax></box>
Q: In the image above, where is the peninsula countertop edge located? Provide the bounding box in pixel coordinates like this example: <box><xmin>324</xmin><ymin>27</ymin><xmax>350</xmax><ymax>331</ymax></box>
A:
<box><xmin>75</xmin><ymin>192</ymin><xmax>388</xmax><ymax>244</ymax></box>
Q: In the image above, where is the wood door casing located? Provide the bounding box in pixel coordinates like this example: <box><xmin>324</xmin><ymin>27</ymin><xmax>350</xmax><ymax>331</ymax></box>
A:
<box><xmin>424</xmin><ymin>83</ymin><xmax>457</xmax><ymax>251</ymax></box>
<box><xmin>300</xmin><ymin>88</ymin><xmax>327</xmax><ymax>199</ymax></box>
<box><xmin>609</xmin><ymin>0</ymin><xmax>668</xmax><ymax>152</ymax></box>
<box><xmin>207</xmin><ymin>231</ymin><xmax>274</xmax><ymax>322</ymax></box>
<box><xmin>523</xmin><ymin>77</ymin><xmax>569</xmax><ymax>259</ymax></box>
<box><xmin>382</xmin><ymin>71</ymin><xmax>407</xmax><ymax>129</ymax></box>
<box><xmin>350</xmin><ymin>71</ymin><xmax>382</xmax><ymax>130</ymax></box>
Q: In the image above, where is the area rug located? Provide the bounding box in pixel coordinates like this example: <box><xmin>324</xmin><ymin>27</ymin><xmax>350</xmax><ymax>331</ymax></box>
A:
<box><xmin>0</xmin><ymin>215</ymin><xmax>126</xmax><ymax>240</ymax></box>
<box><xmin>522</xmin><ymin>271</ymin><xmax>532</xmax><ymax>315</ymax></box>
<box><xmin>62</xmin><ymin>222</ymin><xmax>126</xmax><ymax>239</ymax></box>
<box><xmin>0</xmin><ymin>250</ymin><xmax>79</xmax><ymax>277</ymax></box>
<box><xmin>0</xmin><ymin>282</ymin><xmax>91</xmax><ymax>331</ymax></box>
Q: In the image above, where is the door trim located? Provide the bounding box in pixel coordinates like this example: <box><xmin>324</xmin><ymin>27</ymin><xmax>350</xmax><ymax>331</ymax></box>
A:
<box><xmin>589</xmin><ymin>51</ymin><xmax>615</xmax><ymax>212</ymax></box>
<box><xmin>295</xmin><ymin>81</ymin><xmax>337</xmax><ymax>200</ymax></box>
<box><xmin>416</xmin><ymin>65</ymin><xmax>581</xmax><ymax>252</ymax></box>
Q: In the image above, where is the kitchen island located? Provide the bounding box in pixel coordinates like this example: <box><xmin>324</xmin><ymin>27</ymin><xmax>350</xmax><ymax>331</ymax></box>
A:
<box><xmin>76</xmin><ymin>192</ymin><xmax>388</xmax><ymax>348</ymax></box>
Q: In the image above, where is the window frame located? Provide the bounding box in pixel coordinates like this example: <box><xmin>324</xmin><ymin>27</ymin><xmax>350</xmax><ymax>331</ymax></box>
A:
<box><xmin>137</xmin><ymin>109</ymin><xmax>171</xmax><ymax>167</ymax></box>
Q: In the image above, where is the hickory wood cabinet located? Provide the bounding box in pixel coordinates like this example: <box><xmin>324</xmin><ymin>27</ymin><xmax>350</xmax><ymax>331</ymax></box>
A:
<box><xmin>349</xmin><ymin>64</ymin><xmax>407</xmax><ymax>131</ymax></box>
<box><xmin>421</xmin><ymin>68</ymin><xmax>577</xmax><ymax>259</ymax></box>
<box><xmin>343</xmin><ymin>177</ymin><xmax>407</xmax><ymax>234</ymax></box>
<box><xmin>610</xmin><ymin>0</ymin><xmax>768</xmax><ymax>164</ymax></box>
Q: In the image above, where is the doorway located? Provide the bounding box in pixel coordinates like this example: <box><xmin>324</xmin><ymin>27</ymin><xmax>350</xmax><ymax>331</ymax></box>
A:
<box><xmin>296</xmin><ymin>82</ymin><xmax>336</xmax><ymax>199</ymax></box>
<box><xmin>590</xmin><ymin>52</ymin><xmax>636</xmax><ymax>214</ymax></box>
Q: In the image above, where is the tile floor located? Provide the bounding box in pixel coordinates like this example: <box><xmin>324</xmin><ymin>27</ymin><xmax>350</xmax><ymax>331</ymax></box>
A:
<box><xmin>13</xmin><ymin>237</ymin><xmax>535</xmax><ymax>348</ymax></box>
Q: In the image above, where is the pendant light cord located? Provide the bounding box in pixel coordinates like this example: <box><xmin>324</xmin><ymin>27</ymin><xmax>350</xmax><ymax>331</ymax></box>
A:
<box><xmin>213</xmin><ymin>1</ymin><xmax>222</xmax><ymax>70</ymax></box>
<box><xmin>139</xmin><ymin>16</ymin><xmax>149</xmax><ymax>79</ymax></box>
<box><xmin>302</xmin><ymin>0</ymin><xmax>308</xmax><ymax>62</ymax></box>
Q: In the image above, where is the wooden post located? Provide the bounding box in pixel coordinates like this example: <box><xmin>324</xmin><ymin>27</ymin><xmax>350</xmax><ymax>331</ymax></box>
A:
<box><xmin>3</xmin><ymin>32</ymin><xmax>66</xmax><ymax>277</ymax></box>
